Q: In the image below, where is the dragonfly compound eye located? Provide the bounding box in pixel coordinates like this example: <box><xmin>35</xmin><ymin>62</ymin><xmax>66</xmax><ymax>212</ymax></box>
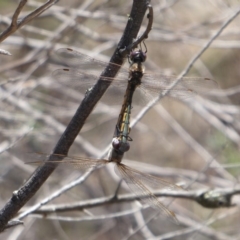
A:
<box><xmin>112</xmin><ymin>137</ymin><xmax>121</xmax><ymax>149</ymax></box>
<box><xmin>112</xmin><ymin>138</ymin><xmax>130</xmax><ymax>152</ymax></box>
<box><xmin>119</xmin><ymin>142</ymin><xmax>130</xmax><ymax>152</ymax></box>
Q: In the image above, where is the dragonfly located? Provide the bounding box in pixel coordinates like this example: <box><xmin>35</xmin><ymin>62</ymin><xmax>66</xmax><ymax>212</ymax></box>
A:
<box><xmin>29</xmin><ymin>48</ymin><xmax>185</xmax><ymax>221</ymax></box>
<box><xmin>53</xmin><ymin>47</ymin><xmax>217</xmax><ymax>105</ymax></box>
<box><xmin>29</xmin><ymin>47</ymin><xmax>217</xmax><ymax>221</ymax></box>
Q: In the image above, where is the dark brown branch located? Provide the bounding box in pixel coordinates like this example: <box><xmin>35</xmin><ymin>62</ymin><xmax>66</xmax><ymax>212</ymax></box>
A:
<box><xmin>0</xmin><ymin>0</ymin><xmax>151</xmax><ymax>232</ymax></box>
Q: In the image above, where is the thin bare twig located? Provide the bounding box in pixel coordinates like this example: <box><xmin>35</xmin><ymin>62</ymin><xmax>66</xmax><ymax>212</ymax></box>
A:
<box><xmin>0</xmin><ymin>0</ymin><xmax>58</xmax><ymax>42</ymax></box>
<box><xmin>17</xmin><ymin>167</ymin><xmax>95</xmax><ymax>220</ymax></box>
<box><xmin>31</xmin><ymin>205</ymin><xmax>149</xmax><ymax>222</ymax></box>
<box><xmin>0</xmin><ymin>49</ymin><xmax>11</xmax><ymax>55</ymax></box>
<box><xmin>14</xmin><ymin>183</ymin><xmax>238</xmax><ymax>223</ymax></box>
<box><xmin>119</xmin><ymin>3</ymin><xmax>153</xmax><ymax>55</ymax></box>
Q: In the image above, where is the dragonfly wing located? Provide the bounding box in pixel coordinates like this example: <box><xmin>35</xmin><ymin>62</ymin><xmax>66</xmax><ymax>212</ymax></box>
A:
<box><xmin>52</xmin><ymin>68</ymin><xmax>130</xmax><ymax>89</ymax></box>
<box><xmin>119</xmin><ymin>164</ymin><xmax>182</xmax><ymax>190</ymax></box>
<box><xmin>115</xmin><ymin>163</ymin><xmax>178</xmax><ymax>221</ymax></box>
<box><xmin>56</xmin><ymin>48</ymin><xmax>129</xmax><ymax>78</ymax></box>
<box><xmin>142</xmin><ymin>74</ymin><xmax>217</xmax><ymax>100</ymax></box>
<box><xmin>27</xmin><ymin>153</ymin><xmax>109</xmax><ymax>171</ymax></box>
<box><xmin>56</xmin><ymin>48</ymin><xmax>110</xmax><ymax>70</ymax></box>
<box><xmin>52</xmin><ymin>69</ymin><xmax>100</xmax><ymax>86</ymax></box>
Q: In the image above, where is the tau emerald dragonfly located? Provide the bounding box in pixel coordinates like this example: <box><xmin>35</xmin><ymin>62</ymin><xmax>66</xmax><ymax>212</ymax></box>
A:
<box><xmin>53</xmin><ymin>48</ymin><xmax>216</xmax><ymax>103</ymax></box>
<box><xmin>29</xmin><ymin>47</ymin><xmax>216</xmax><ymax>222</ymax></box>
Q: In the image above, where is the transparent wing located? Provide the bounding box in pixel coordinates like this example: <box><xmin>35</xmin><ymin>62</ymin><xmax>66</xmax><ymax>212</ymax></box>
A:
<box><xmin>142</xmin><ymin>74</ymin><xmax>217</xmax><ymax>99</ymax></box>
<box><xmin>55</xmin><ymin>48</ymin><xmax>130</xmax><ymax>79</ymax></box>
<box><xmin>53</xmin><ymin>48</ymin><xmax>129</xmax><ymax>88</ymax></box>
<box><xmin>115</xmin><ymin>163</ymin><xmax>180</xmax><ymax>221</ymax></box>
<box><xmin>27</xmin><ymin>153</ymin><xmax>109</xmax><ymax>170</ymax></box>
<box><xmin>52</xmin><ymin>68</ymin><xmax>129</xmax><ymax>88</ymax></box>
<box><xmin>54</xmin><ymin>48</ymin><xmax>217</xmax><ymax>100</ymax></box>
<box><xmin>53</xmin><ymin>68</ymin><xmax>216</xmax><ymax>100</ymax></box>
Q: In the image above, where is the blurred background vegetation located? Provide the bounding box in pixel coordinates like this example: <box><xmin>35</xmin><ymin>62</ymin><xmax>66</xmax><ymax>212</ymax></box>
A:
<box><xmin>1</xmin><ymin>0</ymin><xmax>240</xmax><ymax>239</ymax></box>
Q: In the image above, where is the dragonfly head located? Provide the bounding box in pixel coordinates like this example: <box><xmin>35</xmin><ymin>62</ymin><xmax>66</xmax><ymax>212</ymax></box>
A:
<box><xmin>129</xmin><ymin>49</ymin><xmax>147</xmax><ymax>64</ymax></box>
<box><xmin>112</xmin><ymin>137</ymin><xmax>130</xmax><ymax>153</ymax></box>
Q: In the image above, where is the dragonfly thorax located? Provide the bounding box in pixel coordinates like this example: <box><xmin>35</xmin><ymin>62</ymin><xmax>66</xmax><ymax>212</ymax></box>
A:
<box><xmin>129</xmin><ymin>63</ymin><xmax>145</xmax><ymax>86</ymax></box>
